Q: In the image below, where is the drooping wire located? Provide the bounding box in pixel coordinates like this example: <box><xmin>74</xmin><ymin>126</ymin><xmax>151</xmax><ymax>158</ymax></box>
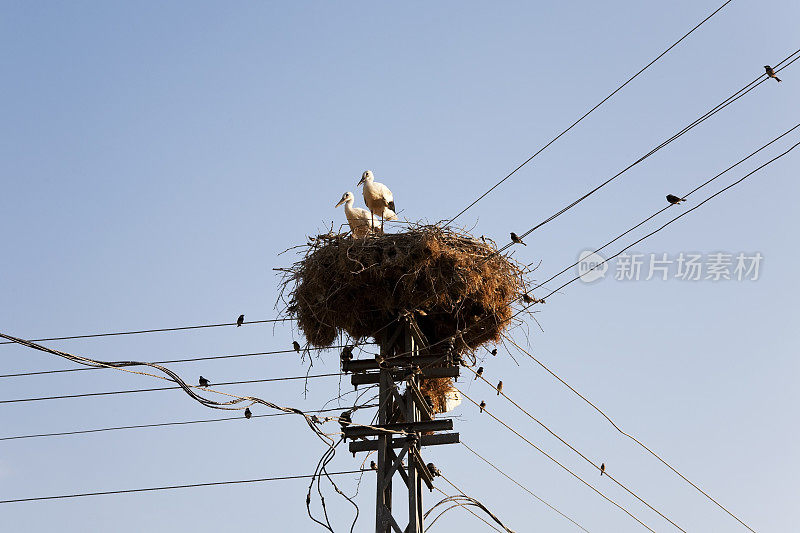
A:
<box><xmin>427</xmin><ymin>473</ymin><xmax>516</xmax><ymax>532</ymax></box>
<box><xmin>445</xmin><ymin>0</ymin><xmax>736</xmax><ymax>226</ymax></box>
<box><xmin>0</xmin><ymin>344</ymin><xmax>375</xmax><ymax>379</ymax></box>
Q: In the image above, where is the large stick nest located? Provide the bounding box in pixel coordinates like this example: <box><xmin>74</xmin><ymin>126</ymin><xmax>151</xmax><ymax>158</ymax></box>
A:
<box><xmin>279</xmin><ymin>225</ymin><xmax>525</xmax><ymax>354</ymax></box>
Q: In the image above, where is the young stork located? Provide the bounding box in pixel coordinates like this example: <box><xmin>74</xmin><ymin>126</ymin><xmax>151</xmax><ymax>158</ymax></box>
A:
<box><xmin>357</xmin><ymin>170</ymin><xmax>397</xmax><ymax>231</ymax></box>
<box><xmin>335</xmin><ymin>191</ymin><xmax>379</xmax><ymax>238</ymax></box>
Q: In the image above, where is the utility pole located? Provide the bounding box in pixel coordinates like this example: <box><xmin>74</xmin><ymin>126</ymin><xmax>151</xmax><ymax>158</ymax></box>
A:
<box><xmin>342</xmin><ymin>313</ymin><xmax>460</xmax><ymax>533</ymax></box>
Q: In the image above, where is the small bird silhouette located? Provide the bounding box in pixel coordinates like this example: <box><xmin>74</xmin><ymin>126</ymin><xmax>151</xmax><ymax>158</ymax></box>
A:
<box><xmin>490</xmin><ymin>348</ymin><xmax>498</xmax><ymax>356</ymax></box>
<box><xmin>244</xmin><ymin>407</ymin><xmax>252</xmax><ymax>419</ymax></box>
<box><xmin>510</xmin><ymin>232</ymin><xmax>526</xmax><ymax>246</ymax></box>
<box><xmin>339</xmin><ymin>411</ymin><xmax>352</xmax><ymax>431</ymax></box>
<box><xmin>474</xmin><ymin>367</ymin><xmax>484</xmax><ymax>380</ymax></box>
<box><xmin>496</xmin><ymin>381</ymin><xmax>503</xmax><ymax>395</ymax></box>
<box><xmin>198</xmin><ymin>376</ymin><xmax>209</xmax><ymax>387</ymax></box>
<box><xmin>764</xmin><ymin>65</ymin><xmax>781</xmax><ymax>82</ymax></box>
<box><xmin>236</xmin><ymin>314</ymin><xmax>244</xmax><ymax>327</ymax></box>
<box><xmin>600</xmin><ymin>463</ymin><xmax>606</xmax><ymax>476</ymax></box>
<box><xmin>370</xmin><ymin>460</ymin><xmax>377</xmax><ymax>470</ymax></box>
<box><xmin>479</xmin><ymin>400</ymin><xmax>486</xmax><ymax>413</ymax></box>
<box><xmin>340</xmin><ymin>345</ymin><xmax>354</xmax><ymax>362</ymax></box>
<box><xmin>666</xmin><ymin>194</ymin><xmax>686</xmax><ymax>205</ymax></box>
<box><xmin>293</xmin><ymin>341</ymin><xmax>301</xmax><ymax>353</ymax></box>
<box><xmin>521</xmin><ymin>293</ymin><xmax>534</xmax><ymax>304</ymax></box>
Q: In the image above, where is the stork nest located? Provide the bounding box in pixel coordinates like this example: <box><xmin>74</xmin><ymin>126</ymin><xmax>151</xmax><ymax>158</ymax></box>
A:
<box><xmin>278</xmin><ymin>224</ymin><xmax>525</xmax><ymax>354</ymax></box>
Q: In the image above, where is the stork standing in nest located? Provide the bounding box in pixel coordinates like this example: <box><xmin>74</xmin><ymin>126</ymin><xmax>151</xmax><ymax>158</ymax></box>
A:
<box><xmin>335</xmin><ymin>191</ymin><xmax>380</xmax><ymax>238</ymax></box>
<box><xmin>357</xmin><ymin>170</ymin><xmax>397</xmax><ymax>231</ymax></box>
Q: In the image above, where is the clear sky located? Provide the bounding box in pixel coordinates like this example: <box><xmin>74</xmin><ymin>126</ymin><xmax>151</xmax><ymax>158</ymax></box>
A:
<box><xmin>1</xmin><ymin>1</ymin><xmax>798</xmax><ymax>531</ymax></box>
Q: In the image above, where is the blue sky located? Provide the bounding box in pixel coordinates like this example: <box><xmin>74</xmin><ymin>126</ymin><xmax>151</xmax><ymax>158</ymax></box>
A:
<box><xmin>1</xmin><ymin>1</ymin><xmax>798</xmax><ymax>531</ymax></box>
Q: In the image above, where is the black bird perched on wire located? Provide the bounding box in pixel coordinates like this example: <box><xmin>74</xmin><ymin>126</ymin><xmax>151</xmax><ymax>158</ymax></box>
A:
<box><xmin>521</xmin><ymin>293</ymin><xmax>534</xmax><ymax>304</ymax></box>
<box><xmin>490</xmin><ymin>348</ymin><xmax>497</xmax><ymax>356</ymax></box>
<box><xmin>510</xmin><ymin>232</ymin><xmax>526</xmax><ymax>246</ymax></box>
<box><xmin>600</xmin><ymin>463</ymin><xmax>606</xmax><ymax>476</ymax></box>
<box><xmin>496</xmin><ymin>381</ymin><xmax>503</xmax><ymax>395</ymax></box>
<box><xmin>339</xmin><ymin>411</ymin><xmax>352</xmax><ymax>431</ymax></box>
<box><xmin>340</xmin><ymin>345</ymin><xmax>354</xmax><ymax>362</ymax></box>
<box><xmin>765</xmin><ymin>65</ymin><xmax>781</xmax><ymax>82</ymax></box>
<box><xmin>244</xmin><ymin>407</ymin><xmax>252</xmax><ymax>419</ymax></box>
<box><xmin>474</xmin><ymin>366</ymin><xmax>483</xmax><ymax>380</ymax></box>
<box><xmin>479</xmin><ymin>400</ymin><xmax>486</xmax><ymax>413</ymax></box>
<box><xmin>370</xmin><ymin>460</ymin><xmax>377</xmax><ymax>471</ymax></box>
<box><xmin>236</xmin><ymin>314</ymin><xmax>244</xmax><ymax>327</ymax></box>
<box><xmin>666</xmin><ymin>194</ymin><xmax>686</xmax><ymax>205</ymax></box>
<box><xmin>292</xmin><ymin>341</ymin><xmax>301</xmax><ymax>353</ymax></box>
<box><xmin>198</xmin><ymin>376</ymin><xmax>209</xmax><ymax>387</ymax></box>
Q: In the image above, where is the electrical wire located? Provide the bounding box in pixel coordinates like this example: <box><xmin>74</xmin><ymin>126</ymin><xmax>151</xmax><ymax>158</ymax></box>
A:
<box><xmin>502</xmin><ymin>334</ymin><xmax>758</xmax><ymax>533</ymax></box>
<box><xmin>0</xmin><ymin>373</ymin><xmax>345</xmax><ymax>404</ymax></box>
<box><xmin>465</xmin><ymin>367</ymin><xmax>687</xmax><ymax>532</ymax></box>
<box><xmin>0</xmin><ymin>318</ymin><xmax>295</xmax><ymax>346</ymax></box>
<box><xmin>427</xmin><ymin>474</ymin><xmax>515</xmax><ymax>532</ymax></box>
<box><xmin>0</xmin><ymin>470</ymin><xmax>366</xmax><ymax>504</ymax></box>
<box><xmin>527</xmin><ymin>136</ymin><xmax>800</xmax><ymax>308</ymax></box>
<box><xmin>457</xmin><ymin>388</ymin><xmax>656</xmax><ymax>533</ymax></box>
<box><xmin>429</xmin><ymin>486</ymin><xmax>504</xmax><ymax>532</ymax></box>
<box><xmin>459</xmin><ymin>440</ymin><xmax>591</xmax><ymax>532</ymax></box>
<box><xmin>491</xmin><ymin>49</ymin><xmax>800</xmax><ymax>254</ymax></box>
<box><xmin>529</xmin><ymin>122</ymin><xmax>800</xmax><ymax>295</ymax></box>
<box><xmin>445</xmin><ymin>0</ymin><xmax>735</xmax><ymax>226</ymax></box>
<box><xmin>0</xmin><ymin>343</ymin><xmax>376</xmax><ymax>379</ymax></box>
<box><xmin>0</xmin><ymin>404</ymin><xmax>379</xmax><ymax>442</ymax></box>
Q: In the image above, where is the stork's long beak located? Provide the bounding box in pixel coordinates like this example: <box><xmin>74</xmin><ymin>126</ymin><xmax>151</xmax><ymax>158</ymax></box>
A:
<box><xmin>357</xmin><ymin>176</ymin><xmax>365</xmax><ymax>186</ymax></box>
<box><xmin>335</xmin><ymin>198</ymin><xmax>346</xmax><ymax>208</ymax></box>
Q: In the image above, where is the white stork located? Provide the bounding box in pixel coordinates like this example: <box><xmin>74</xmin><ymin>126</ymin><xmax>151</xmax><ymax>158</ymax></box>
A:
<box><xmin>335</xmin><ymin>191</ymin><xmax>380</xmax><ymax>238</ymax></box>
<box><xmin>357</xmin><ymin>170</ymin><xmax>397</xmax><ymax>231</ymax></box>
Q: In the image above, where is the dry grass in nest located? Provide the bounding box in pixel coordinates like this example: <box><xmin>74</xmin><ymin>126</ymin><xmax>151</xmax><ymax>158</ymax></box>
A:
<box><xmin>278</xmin><ymin>224</ymin><xmax>526</xmax><ymax>355</ymax></box>
<box><xmin>419</xmin><ymin>377</ymin><xmax>457</xmax><ymax>414</ymax></box>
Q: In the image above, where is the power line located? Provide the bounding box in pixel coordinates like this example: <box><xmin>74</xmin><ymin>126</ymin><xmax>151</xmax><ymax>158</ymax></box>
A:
<box><xmin>445</xmin><ymin>0</ymin><xmax>735</xmax><ymax>226</ymax></box>
<box><xmin>429</xmin><ymin>485</ymin><xmax>505</xmax><ymax>533</ymax></box>
<box><xmin>493</xmin><ymin>48</ymin><xmax>800</xmax><ymax>253</ymax></box>
<box><xmin>456</xmin><ymin>388</ymin><xmax>656</xmax><ymax>533</ymax></box>
<box><xmin>466</xmin><ymin>367</ymin><xmax>687</xmax><ymax>532</ymax></box>
<box><xmin>530</xmin><ymin>136</ymin><xmax>800</xmax><ymax>306</ymax></box>
<box><xmin>0</xmin><ymin>373</ymin><xmax>345</xmax><ymax>404</ymax></box>
<box><xmin>502</xmin><ymin>334</ymin><xmax>758</xmax><ymax>533</ymax></box>
<box><xmin>530</xmin><ymin>122</ymin><xmax>800</xmax><ymax>295</ymax></box>
<box><xmin>0</xmin><ymin>343</ymin><xmax>374</xmax><ymax>379</ymax></box>
<box><xmin>0</xmin><ymin>470</ymin><xmax>366</xmax><ymax>504</ymax></box>
<box><xmin>0</xmin><ymin>404</ymin><xmax>378</xmax><ymax>442</ymax></box>
<box><xmin>428</xmin><ymin>474</ymin><xmax>515</xmax><ymax>532</ymax></box>
<box><xmin>0</xmin><ymin>318</ymin><xmax>295</xmax><ymax>346</ymax></box>
<box><xmin>459</xmin><ymin>440</ymin><xmax>590</xmax><ymax>532</ymax></box>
